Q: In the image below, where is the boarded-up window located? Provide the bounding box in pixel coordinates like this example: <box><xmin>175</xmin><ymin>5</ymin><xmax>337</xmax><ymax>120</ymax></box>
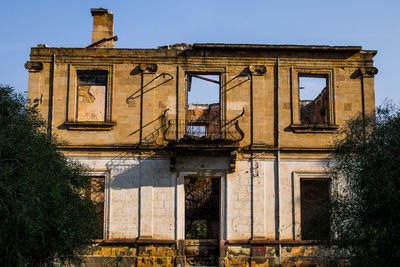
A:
<box><xmin>300</xmin><ymin>179</ymin><xmax>330</xmax><ymax>240</ymax></box>
<box><xmin>77</xmin><ymin>71</ymin><xmax>107</xmax><ymax>121</ymax></box>
<box><xmin>86</xmin><ymin>176</ymin><xmax>105</xmax><ymax>239</ymax></box>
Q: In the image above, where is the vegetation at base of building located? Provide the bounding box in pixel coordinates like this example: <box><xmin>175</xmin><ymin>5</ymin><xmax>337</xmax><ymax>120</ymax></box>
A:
<box><xmin>329</xmin><ymin>102</ymin><xmax>400</xmax><ymax>266</ymax></box>
<box><xmin>0</xmin><ymin>86</ymin><xmax>99</xmax><ymax>266</ymax></box>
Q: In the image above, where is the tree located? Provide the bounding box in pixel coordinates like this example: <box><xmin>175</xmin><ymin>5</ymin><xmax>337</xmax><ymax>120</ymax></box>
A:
<box><xmin>0</xmin><ymin>86</ymin><xmax>99</xmax><ymax>266</ymax></box>
<box><xmin>329</xmin><ymin>103</ymin><xmax>400</xmax><ymax>266</ymax></box>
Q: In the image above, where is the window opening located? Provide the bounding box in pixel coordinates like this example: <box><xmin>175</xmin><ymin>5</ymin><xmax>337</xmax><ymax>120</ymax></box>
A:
<box><xmin>300</xmin><ymin>179</ymin><xmax>330</xmax><ymax>240</ymax></box>
<box><xmin>186</xmin><ymin>125</ymin><xmax>207</xmax><ymax>137</ymax></box>
<box><xmin>299</xmin><ymin>76</ymin><xmax>328</xmax><ymax>125</ymax></box>
<box><xmin>86</xmin><ymin>176</ymin><xmax>105</xmax><ymax>239</ymax></box>
<box><xmin>186</xmin><ymin>74</ymin><xmax>220</xmax><ymax>139</ymax></box>
<box><xmin>77</xmin><ymin>70</ymin><xmax>107</xmax><ymax>122</ymax></box>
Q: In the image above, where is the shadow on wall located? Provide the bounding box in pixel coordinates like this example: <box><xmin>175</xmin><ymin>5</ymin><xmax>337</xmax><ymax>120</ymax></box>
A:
<box><xmin>106</xmin><ymin>152</ymin><xmax>175</xmax><ymax>190</ymax></box>
<box><xmin>104</xmin><ymin>152</ymin><xmax>176</xmax><ymax>239</ymax></box>
<box><xmin>106</xmin><ymin>153</ymin><xmax>168</xmax><ymax>189</ymax></box>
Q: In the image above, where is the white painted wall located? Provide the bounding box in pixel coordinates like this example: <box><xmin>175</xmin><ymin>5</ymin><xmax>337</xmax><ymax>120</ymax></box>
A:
<box><xmin>71</xmin><ymin>155</ymin><xmax>330</xmax><ymax>241</ymax></box>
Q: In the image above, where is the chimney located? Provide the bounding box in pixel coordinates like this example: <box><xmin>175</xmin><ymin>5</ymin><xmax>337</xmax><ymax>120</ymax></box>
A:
<box><xmin>90</xmin><ymin>8</ymin><xmax>117</xmax><ymax>48</ymax></box>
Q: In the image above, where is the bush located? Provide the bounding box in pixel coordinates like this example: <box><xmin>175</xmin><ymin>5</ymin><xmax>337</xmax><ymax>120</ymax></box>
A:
<box><xmin>0</xmin><ymin>86</ymin><xmax>99</xmax><ymax>266</ymax></box>
<box><xmin>329</xmin><ymin>103</ymin><xmax>400</xmax><ymax>266</ymax></box>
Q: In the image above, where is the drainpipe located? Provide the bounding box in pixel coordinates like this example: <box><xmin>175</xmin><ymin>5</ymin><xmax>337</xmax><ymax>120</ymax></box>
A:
<box><xmin>139</xmin><ymin>71</ymin><xmax>143</xmax><ymax>144</ymax></box>
<box><xmin>250</xmin><ymin>72</ymin><xmax>254</xmax><ymax>145</ymax></box>
<box><xmin>275</xmin><ymin>57</ymin><xmax>281</xmax><ymax>263</ymax></box>
<box><xmin>48</xmin><ymin>54</ymin><xmax>56</xmax><ymax>136</ymax></box>
<box><xmin>176</xmin><ymin>66</ymin><xmax>179</xmax><ymax>140</ymax></box>
<box><xmin>360</xmin><ymin>72</ymin><xmax>366</xmax><ymax>131</ymax></box>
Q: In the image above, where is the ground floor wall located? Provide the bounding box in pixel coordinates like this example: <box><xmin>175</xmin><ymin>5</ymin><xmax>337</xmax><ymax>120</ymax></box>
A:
<box><xmin>82</xmin><ymin>242</ymin><xmax>352</xmax><ymax>266</ymax></box>
<box><xmin>68</xmin><ymin>151</ymin><xmax>347</xmax><ymax>266</ymax></box>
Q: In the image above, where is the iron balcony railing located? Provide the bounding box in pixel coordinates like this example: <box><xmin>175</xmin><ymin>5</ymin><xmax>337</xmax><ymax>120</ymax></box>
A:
<box><xmin>163</xmin><ymin>119</ymin><xmax>244</xmax><ymax>143</ymax></box>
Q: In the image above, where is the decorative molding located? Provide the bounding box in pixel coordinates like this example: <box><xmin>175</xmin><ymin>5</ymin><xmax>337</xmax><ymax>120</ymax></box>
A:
<box><xmin>248</xmin><ymin>65</ymin><xmax>267</xmax><ymax>75</ymax></box>
<box><xmin>359</xmin><ymin>67</ymin><xmax>378</xmax><ymax>77</ymax></box>
<box><xmin>292</xmin><ymin>171</ymin><xmax>329</xmax><ymax>240</ymax></box>
<box><xmin>290</xmin><ymin>124</ymin><xmax>338</xmax><ymax>133</ymax></box>
<box><xmin>226</xmin><ymin>239</ymin><xmax>323</xmax><ymax>245</ymax></box>
<box><xmin>139</xmin><ymin>63</ymin><xmax>157</xmax><ymax>73</ymax></box>
<box><xmin>291</xmin><ymin>68</ymin><xmax>335</xmax><ymax>126</ymax></box>
<box><xmin>96</xmin><ymin>238</ymin><xmax>325</xmax><ymax>245</ymax></box>
<box><xmin>87</xmin><ymin>169</ymin><xmax>111</xmax><ymax>240</ymax></box>
<box><xmin>67</xmin><ymin>64</ymin><xmax>114</xmax><ymax>123</ymax></box>
<box><xmin>99</xmin><ymin>239</ymin><xmax>175</xmax><ymax>244</ymax></box>
<box><xmin>64</xmin><ymin>121</ymin><xmax>116</xmax><ymax>131</ymax></box>
<box><xmin>25</xmin><ymin>61</ymin><xmax>43</xmax><ymax>72</ymax></box>
<box><xmin>229</xmin><ymin>151</ymin><xmax>237</xmax><ymax>173</ymax></box>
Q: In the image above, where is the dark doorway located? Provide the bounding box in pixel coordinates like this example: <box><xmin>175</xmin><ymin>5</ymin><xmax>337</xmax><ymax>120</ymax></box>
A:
<box><xmin>300</xmin><ymin>178</ymin><xmax>330</xmax><ymax>240</ymax></box>
<box><xmin>184</xmin><ymin>176</ymin><xmax>220</xmax><ymax>266</ymax></box>
<box><xmin>85</xmin><ymin>176</ymin><xmax>105</xmax><ymax>239</ymax></box>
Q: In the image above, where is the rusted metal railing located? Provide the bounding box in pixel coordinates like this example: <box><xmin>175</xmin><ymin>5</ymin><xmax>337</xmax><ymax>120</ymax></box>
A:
<box><xmin>163</xmin><ymin>119</ymin><xmax>244</xmax><ymax>143</ymax></box>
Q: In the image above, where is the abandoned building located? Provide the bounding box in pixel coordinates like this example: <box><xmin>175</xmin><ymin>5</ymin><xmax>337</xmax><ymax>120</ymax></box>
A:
<box><xmin>25</xmin><ymin>8</ymin><xmax>378</xmax><ymax>267</ymax></box>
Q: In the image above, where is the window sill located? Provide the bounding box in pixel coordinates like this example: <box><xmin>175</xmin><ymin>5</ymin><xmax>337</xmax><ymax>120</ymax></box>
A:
<box><xmin>290</xmin><ymin>124</ymin><xmax>338</xmax><ymax>133</ymax></box>
<box><xmin>64</xmin><ymin>121</ymin><xmax>116</xmax><ymax>131</ymax></box>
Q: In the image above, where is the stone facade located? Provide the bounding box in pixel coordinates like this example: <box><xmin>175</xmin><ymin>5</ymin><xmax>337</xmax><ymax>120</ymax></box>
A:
<box><xmin>26</xmin><ymin>8</ymin><xmax>377</xmax><ymax>267</ymax></box>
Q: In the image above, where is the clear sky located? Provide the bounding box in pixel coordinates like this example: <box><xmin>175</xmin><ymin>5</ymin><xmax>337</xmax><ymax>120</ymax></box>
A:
<box><xmin>1</xmin><ymin>0</ymin><xmax>398</xmax><ymax>106</ymax></box>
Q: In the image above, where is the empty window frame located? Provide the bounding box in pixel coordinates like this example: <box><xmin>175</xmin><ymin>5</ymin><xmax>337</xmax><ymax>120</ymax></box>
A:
<box><xmin>186</xmin><ymin>125</ymin><xmax>207</xmax><ymax>137</ymax></box>
<box><xmin>186</xmin><ymin>74</ymin><xmax>221</xmax><ymax>138</ymax></box>
<box><xmin>300</xmin><ymin>178</ymin><xmax>330</xmax><ymax>240</ymax></box>
<box><xmin>77</xmin><ymin>70</ymin><xmax>108</xmax><ymax>122</ymax></box>
<box><xmin>298</xmin><ymin>76</ymin><xmax>329</xmax><ymax>125</ymax></box>
<box><xmin>86</xmin><ymin>176</ymin><xmax>105</xmax><ymax>239</ymax></box>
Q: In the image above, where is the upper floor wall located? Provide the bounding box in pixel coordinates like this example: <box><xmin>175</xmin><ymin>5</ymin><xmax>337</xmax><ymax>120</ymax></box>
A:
<box><xmin>26</xmin><ymin>44</ymin><xmax>377</xmax><ymax>150</ymax></box>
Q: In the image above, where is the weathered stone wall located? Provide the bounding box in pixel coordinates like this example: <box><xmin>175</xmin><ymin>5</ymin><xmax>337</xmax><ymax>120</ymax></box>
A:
<box><xmin>27</xmin><ymin>46</ymin><xmax>376</xmax><ymax>149</ymax></box>
<box><xmin>26</xmin><ymin>24</ymin><xmax>377</xmax><ymax>265</ymax></box>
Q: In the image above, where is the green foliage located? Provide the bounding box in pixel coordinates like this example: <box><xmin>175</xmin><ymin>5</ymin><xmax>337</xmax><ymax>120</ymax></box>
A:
<box><xmin>0</xmin><ymin>86</ymin><xmax>99</xmax><ymax>266</ymax></box>
<box><xmin>185</xmin><ymin>220</ymin><xmax>207</xmax><ymax>239</ymax></box>
<box><xmin>329</xmin><ymin>103</ymin><xmax>400</xmax><ymax>266</ymax></box>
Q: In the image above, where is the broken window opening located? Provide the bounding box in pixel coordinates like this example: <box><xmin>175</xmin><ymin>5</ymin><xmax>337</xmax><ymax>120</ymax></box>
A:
<box><xmin>299</xmin><ymin>76</ymin><xmax>329</xmax><ymax>125</ymax></box>
<box><xmin>185</xmin><ymin>177</ymin><xmax>220</xmax><ymax>239</ymax></box>
<box><xmin>186</xmin><ymin>74</ymin><xmax>220</xmax><ymax>139</ymax></box>
<box><xmin>85</xmin><ymin>176</ymin><xmax>105</xmax><ymax>239</ymax></box>
<box><xmin>77</xmin><ymin>70</ymin><xmax>107</xmax><ymax>122</ymax></box>
<box><xmin>300</xmin><ymin>179</ymin><xmax>330</xmax><ymax>240</ymax></box>
<box><xmin>186</xmin><ymin>125</ymin><xmax>207</xmax><ymax>137</ymax></box>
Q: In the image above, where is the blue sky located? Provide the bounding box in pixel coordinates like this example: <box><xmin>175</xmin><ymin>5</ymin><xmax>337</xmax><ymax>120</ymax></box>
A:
<box><xmin>1</xmin><ymin>0</ymin><xmax>398</xmax><ymax>106</ymax></box>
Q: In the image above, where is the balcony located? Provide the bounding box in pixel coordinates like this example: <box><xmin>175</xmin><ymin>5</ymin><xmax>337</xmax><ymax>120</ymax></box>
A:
<box><xmin>167</xmin><ymin>104</ymin><xmax>244</xmax><ymax>144</ymax></box>
<box><xmin>164</xmin><ymin>103</ymin><xmax>243</xmax><ymax>144</ymax></box>
<box><xmin>163</xmin><ymin>119</ymin><xmax>244</xmax><ymax>144</ymax></box>
<box><xmin>163</xmin><ymin>104</ymin><xmax>244</xmax><ymax>172</ymax></box>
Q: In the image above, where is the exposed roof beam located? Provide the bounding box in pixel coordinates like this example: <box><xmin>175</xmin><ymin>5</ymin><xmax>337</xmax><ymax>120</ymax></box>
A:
<box><xmin>189</xmin><ymin>74</ymin><xmax>219</xmax><ymax>84</ymax></box>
